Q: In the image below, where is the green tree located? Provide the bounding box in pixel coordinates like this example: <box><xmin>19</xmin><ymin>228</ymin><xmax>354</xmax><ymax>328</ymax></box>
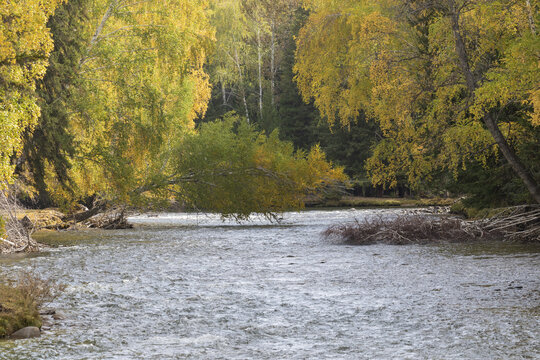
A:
<box><xmin>18</xmin><ymin>0</ymin><xmax>88</xmax><ymax>206</ymax></box>
<box><xmin>170</xmin><ymin>115</ymin><xmax>347</xmax><ymax>218</ymax></box>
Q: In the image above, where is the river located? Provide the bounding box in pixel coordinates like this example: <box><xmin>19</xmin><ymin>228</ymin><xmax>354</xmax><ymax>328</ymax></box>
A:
<box><xmin>1</xmin><ymin>209</ymin><xmax>539</xmax><ymax>359</ymax></box>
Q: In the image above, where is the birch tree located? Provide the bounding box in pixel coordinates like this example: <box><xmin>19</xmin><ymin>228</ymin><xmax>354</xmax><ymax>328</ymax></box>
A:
<box><xmin>295</xmin><ymin>0</ymin><xmax>540</xmax><ymax>202</ymax></box>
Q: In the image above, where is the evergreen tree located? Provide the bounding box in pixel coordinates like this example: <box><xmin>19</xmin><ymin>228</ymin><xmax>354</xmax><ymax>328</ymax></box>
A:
<box><xmin>19</xmin><ymin>0</ymin><xmax>88</xmax><ymax>206</ymax></box>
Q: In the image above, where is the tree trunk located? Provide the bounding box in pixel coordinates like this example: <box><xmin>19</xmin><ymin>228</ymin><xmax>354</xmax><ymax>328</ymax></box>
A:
<box><xmin>270</xmin><ymin>21</ymin><xmax>276</xmax><ymax>107</ymax></box>
<box><xmin>450</xmin><ymin>6</ymin><xmax>540</xmax><ymax>204</ymax></box>
<box><xmin>62</xmin><ymin>201</ymin><xmax>107</xmax><ymax>223</ymax></box>
<box><xmin>221</xmin><ymin>82</ymin><xmax>227</xmax><ymax>106</ymax></box>
<box><xmin>525</xmin><ymin>0</ymin><xmax>537</xmax><ymax>35</ymax></box>
<box><xmin>80</xmin><ymin>0</ymin><xmax>119</xmax><ymax>66</ymax></box>
<box><xmin>257</xmin><ymin>27</ymin><xmax>264</xmax><ymax>122</ymax></box>
<box><xmin>483</xmin><ymin>113</ymin><xmax>540</xmax><ymax>203</ymax></box>
<box><xmin>234</xmin><ymin>48</ymin><xmax>250</xmax><ymax>123</ymax></box>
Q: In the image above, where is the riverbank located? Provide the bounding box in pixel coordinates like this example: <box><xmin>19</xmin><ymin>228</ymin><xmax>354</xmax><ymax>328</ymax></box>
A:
<box><xmin>305</xmin><ymin>195</ymin><xmax>455</xmax><ymax>208</ymax></box>
<box><xmin>11</xmin><ymin>197</ymin><xmax>455</xmax><ymax>232</ymax></box>
<box><xmin>0</xmin><ymin>272</ymin><xmax>63</xmax><ymax>339</ymax></box>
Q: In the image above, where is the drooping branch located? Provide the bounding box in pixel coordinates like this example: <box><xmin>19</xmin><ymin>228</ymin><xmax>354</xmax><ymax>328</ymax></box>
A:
<box><xmin>449</xmin><ymin>3</ymin><xmax>540</xmax><ymax>204</ymax></box>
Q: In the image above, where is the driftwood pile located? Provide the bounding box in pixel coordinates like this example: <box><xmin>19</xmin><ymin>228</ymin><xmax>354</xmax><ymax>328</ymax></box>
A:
<box><xmin>322</xmin><ymin>214</ymin><xmax>494</xmax><ymax>245</ymax></box>
<box><xmin>84</xmin><ymin>208</ymin><xmax>133</xmax><ymax>229</ymax></box>
<box><xmin>0</xmin><ymin>192</ymin><xmax>39</xmax><ymax>254</ymax></box>
<box><xmin>482</xmin><ymin>205</ymin><xmax>540</xmax><ymax>242</ymax></box>
<box><xmin>323</xmin><ymin>206</ymin><xmax>540</xmax><ymax>245</ymax></box>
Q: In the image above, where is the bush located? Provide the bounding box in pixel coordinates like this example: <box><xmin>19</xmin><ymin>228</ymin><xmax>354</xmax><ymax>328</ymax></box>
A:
<box><xmin>0</xmin><ymin>272</ymin><xmax>64</xmax><ymax>337</ymax></box>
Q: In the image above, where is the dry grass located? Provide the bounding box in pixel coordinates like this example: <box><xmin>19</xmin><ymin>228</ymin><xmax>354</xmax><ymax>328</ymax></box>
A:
<box><xmin>322</xmin><ymin>214</ymin><xmax>501</xmax><ymax>245</ymax></box>
<box><xmin>0</xmin><ymin>272</ymin><xmax>64</xmax><ymax>337</ymax></box>
<box><xmin>310</xmin><ymin>196</ymin><xmax>456</xmax><ymax>208</ymax></box>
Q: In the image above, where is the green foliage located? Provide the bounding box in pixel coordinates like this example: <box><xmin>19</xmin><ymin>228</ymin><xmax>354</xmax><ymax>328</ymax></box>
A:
<box><xmin>18</xmin><ymin>0</ymin><xmax>88</xmax><ymax>207</ymax></box>
<box><xmin>165</xmin><ymin>114</ymin><xmax>346</xmax><ymax>218</ymax></box>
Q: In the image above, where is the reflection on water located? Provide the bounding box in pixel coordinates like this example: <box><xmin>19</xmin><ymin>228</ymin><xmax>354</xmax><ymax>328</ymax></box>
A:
<box><xmin>1</xmin><ymin>209</ymin><xmax>539</xmax><ymax>359</ymax></box>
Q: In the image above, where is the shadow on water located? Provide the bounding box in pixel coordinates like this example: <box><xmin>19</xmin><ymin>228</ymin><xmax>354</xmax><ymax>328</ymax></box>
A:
<box><xmin>441</xmin><ymin>240</ymin><xmax>540</xmax><ymax>257</ymax></box>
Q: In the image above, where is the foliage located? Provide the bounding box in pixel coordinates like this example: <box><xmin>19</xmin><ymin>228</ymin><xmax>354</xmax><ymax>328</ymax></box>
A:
<box><xmin>0</xmin><ymin>0</ymin><xmax>64</xmax><ymax>186</ymax></box>
<box><xmin>61</xmin><ymin>0</ymin><xmax>214</xmax><ymax>209</ymax></box>
<box><xmin>294</xmin><ymin>0</ymin><xmax>540</xmax><ymax>203</ymax></box>
<box><xmin>205</xmin><ymin>0</ymin><xmax>301</xmax><ymax>127</ymax></box>
<box><xmin>145</xmin><ymin>114</ymin><xmax>347</xmax><ymax>219</ymax></box>
<box><xmin>17</xmin><ymin>0</ymin><xmax>89</xmax><ymax>207</ymax></box>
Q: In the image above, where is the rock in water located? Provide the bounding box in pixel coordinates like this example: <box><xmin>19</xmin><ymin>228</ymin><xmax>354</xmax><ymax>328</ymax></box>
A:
<box><xmin>10</xmin><ymin>327</ymin><xmax>41</xmax><ymax>339</ymax></box>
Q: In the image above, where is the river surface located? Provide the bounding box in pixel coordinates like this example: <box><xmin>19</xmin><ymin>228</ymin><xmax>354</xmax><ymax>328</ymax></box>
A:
<box><xmin>0</xmin><ymin>209</ymin><xmax>539</xmax><ymax>359</ymax></box>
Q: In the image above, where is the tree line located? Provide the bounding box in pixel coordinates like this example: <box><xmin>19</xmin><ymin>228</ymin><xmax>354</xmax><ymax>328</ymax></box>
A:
<box><xmin>0</xmin><ymin>0</ymin><xmax>538</xmax><ymax>218</ymax></box>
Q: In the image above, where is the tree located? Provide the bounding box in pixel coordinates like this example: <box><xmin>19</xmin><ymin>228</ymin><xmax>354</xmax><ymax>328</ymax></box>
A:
<box><xmin>156</xmin><ymin>114</ymin><xmax>347</xmax><ymax>218</ymax></box>
<box><xmin>205</xmin><ymin>0</ymin><xmax>301</xmax><ymax>131</ymax></box>
<box><xmin>294</xmin><ymin>0</ymin><xmax>540</xmax><ymax>203</ymax></box>
<box><xmin>61</xmin><ymin>0</ymin><xmax>214</xmax><ymax>208</ymax></box>
<box><xmin>0</xmin><ymin>0</ymin><xmax>64</xmax><ymax>187</ymax></box>
<box><xmin>17</xmin><ymin>0</ymin><xmax>88</xmax><ymax>206</ymax></box>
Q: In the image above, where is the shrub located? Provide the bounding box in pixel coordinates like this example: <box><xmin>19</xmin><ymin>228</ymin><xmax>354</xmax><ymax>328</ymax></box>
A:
<box><xmin>0</xmin><ymin>272</ymin><xmax>64</xmax><ymax>337</ymax></box>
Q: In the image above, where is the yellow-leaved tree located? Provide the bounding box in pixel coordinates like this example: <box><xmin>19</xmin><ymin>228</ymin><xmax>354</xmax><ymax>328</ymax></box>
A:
<box><xmin>295</xmin><ymin>0</ymin><xmax>540</xmax><ymax>203</ymax></box>
<box><xmin>56</xmin><ymin>0</ymin><xmax>214</xmax><ymax>209</ymax></box>
<box><xmin>0</xmin><ymin>0</ymin><xmax>64</xmax><ymax>187</ymax></box>
<box><xmin>52</xmin><ymin>0</ymin><xmax>346</xmax><ymax>220</ymax></box>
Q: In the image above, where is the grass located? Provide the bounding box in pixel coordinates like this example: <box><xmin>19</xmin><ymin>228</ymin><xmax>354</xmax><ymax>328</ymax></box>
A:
<box><xmin>0</xmin><ymin>272</ymin><xmax>63</xmax><ymax>338</ymax></box>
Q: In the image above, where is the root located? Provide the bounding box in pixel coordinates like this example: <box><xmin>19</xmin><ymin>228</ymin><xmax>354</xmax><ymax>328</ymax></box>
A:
<box><xmin>483</xmin><ymin>205</ymin><xmax>540</xmax><ymax>242</ymax></box>
<box><xmin>84</xmin><ymin>207</ymin><xmax>133</xmax><ymax>229</ymax></box>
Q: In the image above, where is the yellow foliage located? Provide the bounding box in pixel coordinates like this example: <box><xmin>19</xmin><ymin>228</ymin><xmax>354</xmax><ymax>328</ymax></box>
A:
<box><xmin>68</xmin><ymin>0</ymin><xmax>214</xmax><ymax>203</ymax></box>
<box><xmin>0</xmin><ymin>0</ymin><xmax>64</xmax><ymax>186</ymax></box>
<box><xmin>295</xmin><ymin>0</ymin><xmax>540</xmax><ymax>190</ymax></box>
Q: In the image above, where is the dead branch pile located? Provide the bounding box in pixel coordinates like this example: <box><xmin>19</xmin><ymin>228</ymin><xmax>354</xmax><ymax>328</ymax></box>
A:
<box><xmin>0</xmin><ymin>191</ymin><xmax>39</xmax><ymax>254</ymax></box>
<box><xmin>482</xmin><ymin>205</ymin><xmax>540</xmax><ymax>242</ymax></box>
<box><xmin>322</xmin><ymin>214</ymin><xmax>501</xmax><ymax>245</ymax></box>
<box><xmin>84</xmin><ymin>207</ymin><xmax>133</xmax><ymax>229</ymax></box>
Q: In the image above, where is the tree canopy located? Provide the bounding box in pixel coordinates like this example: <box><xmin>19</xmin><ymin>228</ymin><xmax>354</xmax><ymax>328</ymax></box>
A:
<box><xmin>294</xmin><ymin>0</ymin><xmax>540</xmax><ymax>203</ymax></box>
<box><xmin>0</xmin><ymin>0</ymin><xmax>64</xmax><ymax>186</ymax></box>
<box><xmin>2</xmin><ymin>0</ymin><xmax>539</xmax><ymax>218</ymax></box>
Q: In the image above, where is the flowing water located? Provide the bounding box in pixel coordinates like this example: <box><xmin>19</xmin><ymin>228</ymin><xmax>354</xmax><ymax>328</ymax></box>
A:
<box><xmin>0</xmin><ymin>209</ymin><xmax>539</xmax><ymax>359</ymax></box>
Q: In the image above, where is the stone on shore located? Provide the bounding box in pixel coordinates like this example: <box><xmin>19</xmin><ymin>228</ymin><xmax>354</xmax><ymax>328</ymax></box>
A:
<box><xmin>10</xmin><ymin>327</ymin><xmax>41</xmax><ymax>339</ymax></box>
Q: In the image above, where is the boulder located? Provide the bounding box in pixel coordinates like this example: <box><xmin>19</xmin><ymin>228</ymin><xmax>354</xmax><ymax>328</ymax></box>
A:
<box><xmin>10</xmin><ymin>327</ymin><xmax>41</xmax><ymax>339</ymax></box>
<box><xmin>52</xmin><ymin>312</ymin><xmax>65</xmax><ymax>320</ymax></box>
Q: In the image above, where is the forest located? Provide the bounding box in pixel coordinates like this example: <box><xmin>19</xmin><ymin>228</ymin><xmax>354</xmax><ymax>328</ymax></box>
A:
<box><xmin>1</xmin><ymin>0</ymin><xmax>539</xmax><ymax>237</ymax></box>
